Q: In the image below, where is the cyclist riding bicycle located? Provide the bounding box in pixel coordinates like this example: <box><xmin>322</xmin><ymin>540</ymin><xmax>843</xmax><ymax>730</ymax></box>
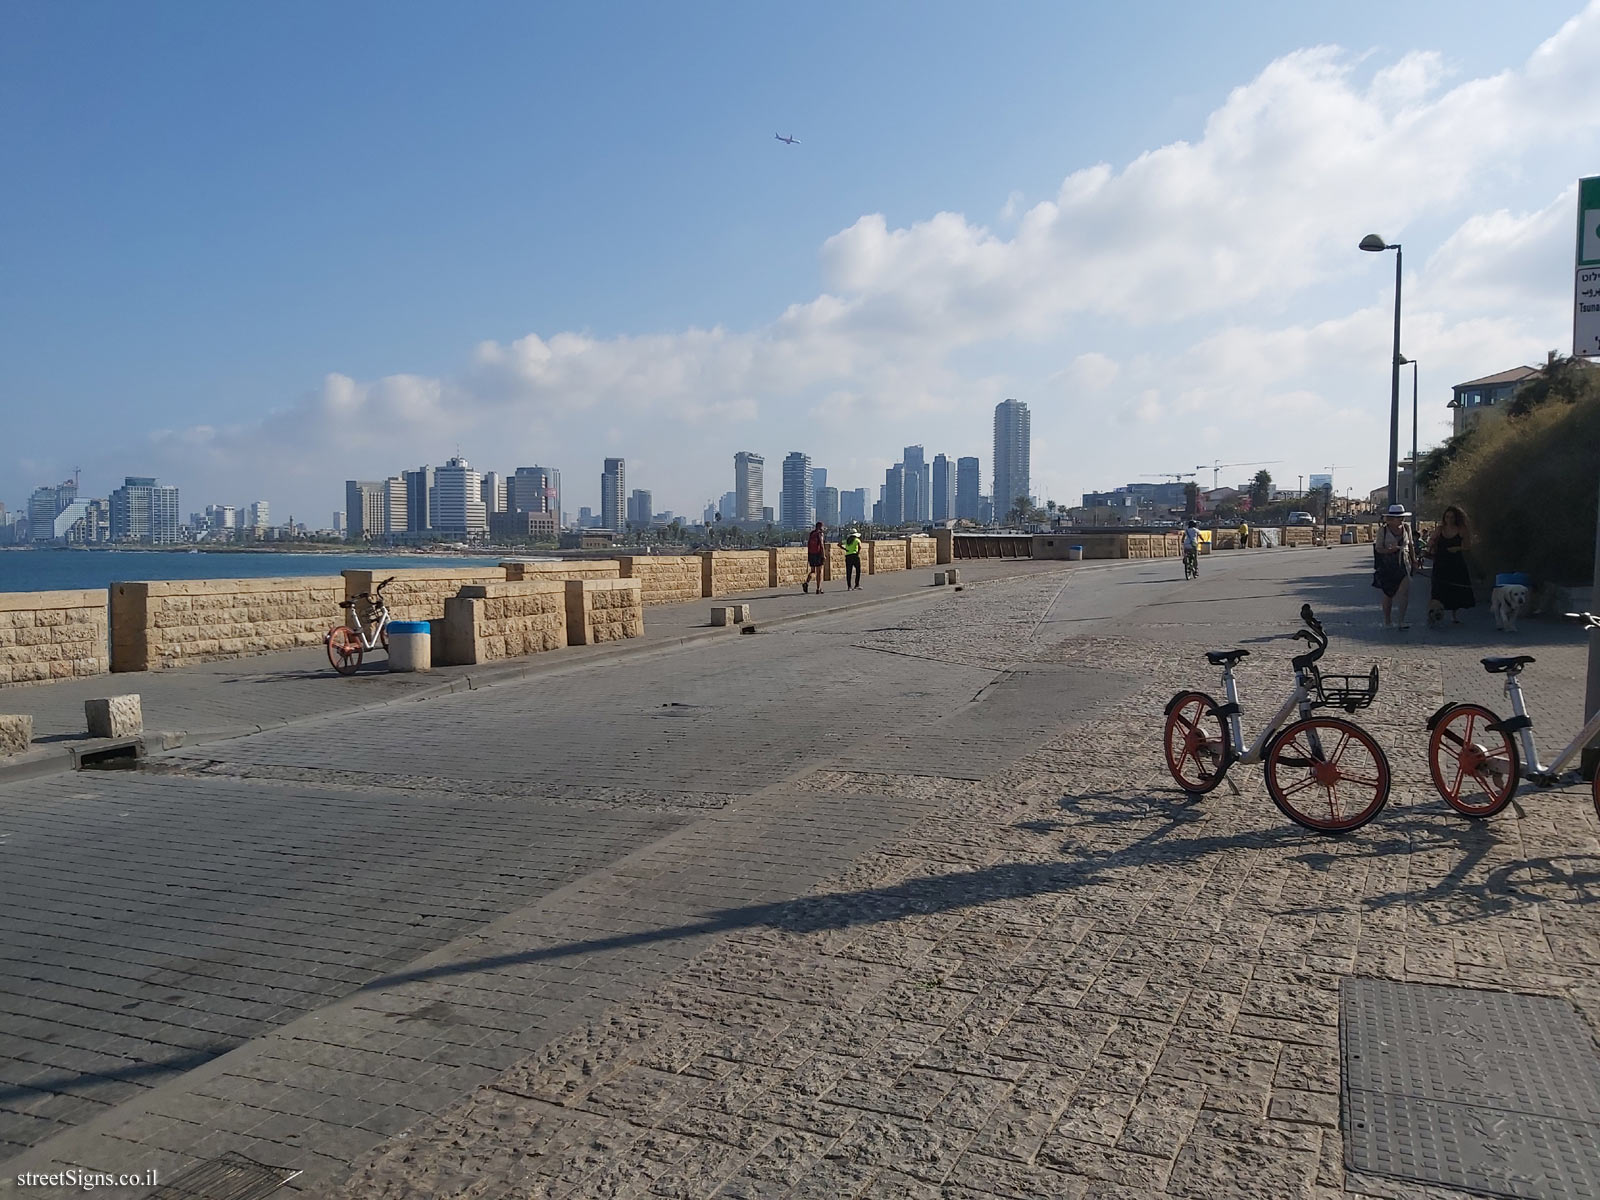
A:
<box><xmin>1182</xmin><ymin>520</ymin><xmax>1201</xmax><ymax>577</ymax></box>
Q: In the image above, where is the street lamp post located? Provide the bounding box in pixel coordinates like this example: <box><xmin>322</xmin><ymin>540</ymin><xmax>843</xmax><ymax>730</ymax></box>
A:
<box><xmin>1360</xmin><ymin>234</ymin><xmax>1403</xmax><ymax>508</ymax></box>
<box><xmin>1399</xmin><ymin>356</ymin><xmax>1419</xmax><ymax>544</ymax></box>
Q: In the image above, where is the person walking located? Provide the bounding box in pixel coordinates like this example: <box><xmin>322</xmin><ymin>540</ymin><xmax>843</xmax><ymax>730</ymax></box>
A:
<box><xmin>1373</xmin><ymin>504</ymin><xmax>1416</xmax><ymax>629</ymax></box>
<box><xmin>1427</xmin><ymin>505</ymin><xmax>1476</xmax><ymax>624</ymax></box>
<box><xmin>841</xmin><ymin>527</ymin><xmax>863</xmax><ymax>590</ymax></box>
<box><xmin>803</xmin><ymin>521</ymin><xmax>827</xmax><ymax>594</ymax></box>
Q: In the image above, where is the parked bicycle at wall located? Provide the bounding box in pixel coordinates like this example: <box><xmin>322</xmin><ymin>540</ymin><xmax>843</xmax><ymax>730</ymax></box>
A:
<box><xmin>1162</xmin><ymin>604</ymin><xmax>1392</xmax><ymax>833</ymax></box>
<box><xmin>1424</xmin><ymin>612</ymin><xmax>1600</xmax><ymax>821</ymax></box>
<box><xmin>325</xmin><ymin>577</ymin><xmax>394</xmax><ymax>676</ymax></box>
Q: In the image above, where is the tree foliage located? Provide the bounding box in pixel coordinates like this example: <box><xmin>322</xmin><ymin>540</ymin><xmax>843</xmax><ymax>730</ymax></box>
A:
<box><xmin>1249</xmin><ymin>470</ymin><xmax>1273</xmax><ymax>509</ymax></box>
<box><xmin>1430</xmin><ymin>363</ymin><xmax>1599</xmax><ymax>584</ymax></box>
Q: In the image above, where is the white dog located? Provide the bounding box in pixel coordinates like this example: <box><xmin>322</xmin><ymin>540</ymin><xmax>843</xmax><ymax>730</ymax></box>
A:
<box><xmin>1491</xmin><ymin>583</ymin><xmax>1530</xmax><ymax>632</ymax></box>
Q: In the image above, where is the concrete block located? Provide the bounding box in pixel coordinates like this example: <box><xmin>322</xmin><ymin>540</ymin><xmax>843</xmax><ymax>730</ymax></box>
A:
<box><xmin>85</xmin><ymin>695</ymin><xmax>142</xmax><ymax>739</ymax></box>
<box><xmin>934</xmin><ymin>572</ymin><xmax>948</xmax><ymax>586</ymax></box>
<box><xmin>946</xmin><ymin>568</ymin><xmax>961</xmax><ymax>584</ymax></box>
<box><xmin>710</xmin><ymin>603</ymin><xmax>750</xmax><ymax>626</ymax></box>
<box><xmin>0</xmin><ymin>714</ymin><xmax>33</xmax><ymax>755</ymax></box>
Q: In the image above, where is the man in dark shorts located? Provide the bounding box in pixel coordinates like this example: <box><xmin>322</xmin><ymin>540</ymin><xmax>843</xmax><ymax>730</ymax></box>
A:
<box><xmin>804</xmin><ymin>521</ymin><xmax>827</xmax><ymax>594</ymax></box>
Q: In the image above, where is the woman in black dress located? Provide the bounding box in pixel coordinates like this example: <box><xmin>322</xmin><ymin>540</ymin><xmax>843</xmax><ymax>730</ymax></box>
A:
<box><xmin>1428</xmin><ymin>505</ymin><xmax>1476</xmax><ymax>623</ymax></box>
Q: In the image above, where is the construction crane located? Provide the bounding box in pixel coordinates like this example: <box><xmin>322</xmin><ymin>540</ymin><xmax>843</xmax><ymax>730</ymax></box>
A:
<box><xmin>1196</xmin><ymin>460</ymin><xmax>1282</xmax><ymax>489</ymax></box>
<box><xmin>1142</xmin><ymin>471</ymin><xmax>1197</xmax><ymax>482</ymax></box>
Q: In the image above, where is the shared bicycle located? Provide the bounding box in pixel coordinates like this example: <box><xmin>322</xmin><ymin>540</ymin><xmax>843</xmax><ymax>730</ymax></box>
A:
<box><xmin>1163</xmin><ymin>604</ymin><xmax>1393</xmax><ymax>833</ymax></box>
<box><xmin>325</xmin><ymin>576</ymin><xmax>395</xmax><ymax>676</ymax></box>
<box><xmin>1424</xmin><ymin>612</ymin><xmax>1600</xmax><ymax>820</ymax></box>
<box><xmin>1182</xmin><ymin>546</ymin><xmax>1199</xmax><ymax>580</ymax></box>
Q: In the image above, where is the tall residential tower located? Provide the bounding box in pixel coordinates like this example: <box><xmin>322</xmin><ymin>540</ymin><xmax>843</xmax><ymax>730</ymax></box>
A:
<box><xmin>993</xmin><ymin>398</ymin><xmax>1031</xmax><ymax>522</ymax></box>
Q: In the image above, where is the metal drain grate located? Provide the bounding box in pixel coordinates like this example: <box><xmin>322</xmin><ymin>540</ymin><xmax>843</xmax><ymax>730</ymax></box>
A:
<box><xmin>144</xmin><ymin>1152</ymin><xmax>299</xmax><ymax>1200</ymax></box>
<box><xmin>1341</xmin><ymin>977</ymin><xmax>1600</xmax><ymax>1199</ymax></box>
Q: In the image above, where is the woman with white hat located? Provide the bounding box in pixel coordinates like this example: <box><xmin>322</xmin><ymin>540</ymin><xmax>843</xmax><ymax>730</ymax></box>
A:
<box><xmin>1373</xmin><ymin>503</ymin><xmax>1416</xmax><ymax>629</ymax></box>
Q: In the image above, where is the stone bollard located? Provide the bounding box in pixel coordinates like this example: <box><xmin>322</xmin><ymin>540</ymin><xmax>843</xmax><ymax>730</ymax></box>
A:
<box><xmin>387</xmin><ymin>621</ymin><xmax>432</xmax><ymax>672</ymax></box>
<box><xmin>711</xmin><ymin>604</ymin><xmax>751</xmax><ymax>627</ymax></box>
<box><xmin>1</xmin><ymin>714</ymin><xmax>34</xmax><ymax>756</ymax></box>
<box><xmin>945</xmin><ymin>568</ymin><xmax>961</xmax><ymax>584</ymax></box>
<box><xmin>933</xmin><ymin>572</ymin><xmax>947</xmax><ymax>586</ymax></box>
<box><xmin>85</xmin><ymin>696</ymin><xmax>142</xmax><ymax>739</ymax></box>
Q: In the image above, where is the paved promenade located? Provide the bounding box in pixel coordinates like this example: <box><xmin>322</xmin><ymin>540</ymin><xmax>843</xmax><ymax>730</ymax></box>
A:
<box><xmin>2</xmin><ymin>545</ymin><xmax>1597</xmax><ymax>1199</ymax></box>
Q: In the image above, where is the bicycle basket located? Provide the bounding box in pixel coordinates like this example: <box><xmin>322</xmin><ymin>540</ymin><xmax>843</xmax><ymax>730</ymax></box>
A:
<box><xmin>1309</xmin><ymin>664</ymin><xmax>1380</xmax><ymax>712</ymax></box>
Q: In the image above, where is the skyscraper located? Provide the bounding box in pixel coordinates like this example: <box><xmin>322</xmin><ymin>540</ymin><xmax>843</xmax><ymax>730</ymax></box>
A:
<box><xmin>345</xmin><ymin>480</ymin><xmax>386</xmax><ymax>541</ymax></box>
<box><xmin>384</xmin><ymin>476</ymin><xmax>408</xmax><ymax>536</ymax></box>
<box><xmin>840</xmin><ymin>488</ymin><xmax>868</xmax><ymax>524</ymax></box>
<box><xmin>481</xmin><ymin>471</ymin><xmax>506</xmax><ymax>515</ymax></box>
<box><xmin>956</xmin><ymin>457</ymin><xmax>982</xmax><ymax>521</ymax></box>
<box><xmin>718</xmin><ymin>491</ymin><xmax>737</xmax><ymax>522</ymax></box>
<box><xmin>601</xmin><ymin>458</ymin><xmax>626</xmax><ymax>532</ymax></box>
<box><xmin>780</xmin><ymin>452</ymin><xmax>813</xmax><ymax>529</ymax></box>
<box><xmin>110</xmin><ymin>476</ymin><xmax>180</xmax><ymax>544</ymax></box>
<box><xmin>430</xmin><ymin>457</ymin><xmax>487</xmax><ymax>534</ymax></box>
<box><xmin>902</xmin><ymin>446</ymin><xmax>930</xmax><ymax>523</ymax></box>
<box><xmin>882</xmin><ymin>464</ymin><xmax>906</xmax><ymax>526</ymax></box>
<box><xmin>27</xmin><ymin>480</ymin><xmax>77</xmax><ymax>543</ymax></box>
<box><xmin>628</xmin><ymin>489</ymin><xmax>653</xmax><ymax>527</ymax></box>
<box><xmin>993</xmin><ymin>398</ymin><xmax>1031</xmax><ymax>522</ymax></box>
<box><xmin>815</xmin><ymin>487</ymin><xmax>840</xmax><ymax>527</ymax></box>
<box><xmin>734</xmin><ymin>451</ymin><xmax>764</xmax><ymax>522</ymax></box>
<box><xmin>247</xmin><ymin>500</ymin><xmax>270</xmax><ymax>530</ymax></box>
<box><xmin>403</xmin><ymin>466</ymin><xmax>434</xmax><ymax>532</ymax></box>
<box><xmin>508</xmin><ymin>466</ymin><xmax>560</xmax><ymax>519</ymax></box>
<box><xmin>931</xmin><ymin>454</ymin><xmax>956</xmax><ymax>522</ymax></box>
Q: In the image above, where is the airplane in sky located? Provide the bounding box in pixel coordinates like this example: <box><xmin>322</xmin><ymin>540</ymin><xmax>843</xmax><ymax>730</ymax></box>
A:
<box><xmin>774</xmin><ymin>133</ymin><xmax>800</xmax><ymax>145</ymax></box>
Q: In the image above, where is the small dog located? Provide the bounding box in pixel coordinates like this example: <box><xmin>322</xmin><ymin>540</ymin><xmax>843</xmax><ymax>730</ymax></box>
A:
<box><xmin>1427</xmin><ymin>598</ymin><xmax>1446</xmax><ymax>626</ymax></box>
<box><xmin>1490</xmin><ymin>583</ymin><xmax>1530</xmax><ymax>632</ymax></box>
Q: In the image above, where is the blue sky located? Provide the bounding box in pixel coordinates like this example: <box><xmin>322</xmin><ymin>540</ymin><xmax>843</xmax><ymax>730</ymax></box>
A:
<box><xmin>3</xmin><ymin>1</ymin><xmax>1598</xmax><ymax>521</ymax></box>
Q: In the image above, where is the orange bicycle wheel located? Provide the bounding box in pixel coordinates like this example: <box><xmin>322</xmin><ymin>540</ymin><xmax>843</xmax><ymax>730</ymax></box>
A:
<box><xmin>327</xmin><ymin>626</ymin><xmax>364</xmax><ymax>676</ymax></box>
<box><xmin>1427</xmin><ymin>703</ymin><xmax>1519</xmax><ymax>818</ymax></box>
<box><xmin>1264</xmin><ymin>717</ymin><xmax>1390</xmax><ymax>834</ymax></box>
<box><xmin>1162</xmin><ymin>691</ymin><xmax>1231</xmax><ymax>794</ymax></box>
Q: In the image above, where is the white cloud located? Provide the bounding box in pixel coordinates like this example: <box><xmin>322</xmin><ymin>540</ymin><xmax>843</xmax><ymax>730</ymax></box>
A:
<box><xmin>125</xmin><ymin>2</ymin><xmax>1600</xmax><ymax>518</ymax></box>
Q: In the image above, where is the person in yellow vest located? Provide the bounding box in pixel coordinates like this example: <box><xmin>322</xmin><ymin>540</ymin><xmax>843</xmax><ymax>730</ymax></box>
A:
<box><xmin>1237</xmin><ymin>519</ymin><xmax>1250</xmax><ymax>549</ymax></box>
<box><xmin>841</xmin><ymin>528</ymin><xmax>863</xmax><ymax>590</ymax></box>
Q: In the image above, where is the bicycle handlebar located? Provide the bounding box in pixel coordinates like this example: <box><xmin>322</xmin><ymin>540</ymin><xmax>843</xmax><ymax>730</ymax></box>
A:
<box><xmin>1563</xmin><ymin>611</ymin><xmax>1599</xmax><ymax>630</ymax></box>
<box><xmin>1291</xmin><ymin>603</ymin><xmax>1328</xmax><ymax>671</ymax></box>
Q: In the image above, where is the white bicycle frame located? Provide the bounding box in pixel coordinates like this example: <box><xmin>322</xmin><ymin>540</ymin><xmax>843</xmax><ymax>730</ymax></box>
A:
<box><xmin>1219</xmin><ymin>661</ymin><xmax>1317</xmax><ymax>766</ymax></box>
<box><xmin>340</xmin><ymin>596</ymin><xmax>392</xmax><ymax>651</ymax></box>
<box><xmin>1499</xmin><ymin>669</ymin><xmax>1600</xmax><ymax>783</ymax></box>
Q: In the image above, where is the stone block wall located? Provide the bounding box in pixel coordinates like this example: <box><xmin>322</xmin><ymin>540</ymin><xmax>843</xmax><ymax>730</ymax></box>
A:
<box><xmin>502</xmin><ymin>560</ymin><xmax>619</xmax><ymax>583</ymax></box>
<box><xmin>906</xmin><ymin>536</ymin><xmax>937</xmax><ymax>567</ymax></box>
<box><xmin>1126</xmin><ymin>534</ymin><xmax>1154</xmax><ymax>559</ymax></box>
<box><xmin>110</xmin><ymin>577</ymin><xmax>338</xmax><ymax>672</ymax></box>
<box><xmin>868</xmin><ymin>540</ymin><xmax>907</xmax><ymax>573</ymax></box>
<box><xmin>823</xmin><ymin>544</ymin><xmax>848</xmax><ymax>582</ymax></box>
<box><xmin>934</xmin><ymin>529</ymin><xmax>954</xmax><ymax>564</ymax></box>
<box><xmin>442</xmin><ymin>581</ymin><xmax>566</xmax><ymax>665</ymax></box>
<box><xmin>700</xmin><ymin>551</ymin><xmax>769</xmax><ymax>597</ymax></box>
<box><xmin>769</xmin><ymin>547</ymin><xmax>810</xmax><ymax>587</ymax></box>
<box><xmin>1162</xmin><ymin>533</ymin><xmax>1183</xmax><ymax>558</ymax></box>
<box><xmin>617</xmin><ymin>556</ymin><xmax>702</xmax><ymax>606</ymax></box>
<box><xmin>343</xmin><ymin>567</ymin><xmax>509</xmax><ymax>624</ymax></box>
<box><xmin>0</xmin><ymin>590</ymin><xmax>108</xmax><ymax>686</ymax></box>
<box><xmin>565</xmin><ymin>579</ymin><xmax>645</xmax><ymax>645</ymax></box>
<box><xmin>1283</xmin><ymin>527</ymin><xmax>1316</xmax><ymax>547</ymax></box>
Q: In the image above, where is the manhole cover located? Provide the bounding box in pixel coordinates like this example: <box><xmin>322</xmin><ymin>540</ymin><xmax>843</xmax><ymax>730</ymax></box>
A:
<box><xmin>144</xmin><ymin>1152</ymin><xmax>299</xmax><ymax>1199</ymax></box>
<box><xmin>1341</xmin><ymin>977</ymin><xmax>1600</xmax><ymax>1198</ymax></box>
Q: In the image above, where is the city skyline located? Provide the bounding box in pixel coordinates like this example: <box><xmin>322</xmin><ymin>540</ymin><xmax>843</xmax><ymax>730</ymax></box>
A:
<box><xmin>5</xmin><ymin>6</ymin><xmax>1595</xmax><ymax>523</ymax></box>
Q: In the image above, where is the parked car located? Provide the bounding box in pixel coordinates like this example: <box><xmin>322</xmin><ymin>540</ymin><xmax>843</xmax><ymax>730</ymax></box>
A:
<box><xmin>1287</xmin><ymin>511</ymin><xmax>1315</xmax><ymax>526</ymax></box>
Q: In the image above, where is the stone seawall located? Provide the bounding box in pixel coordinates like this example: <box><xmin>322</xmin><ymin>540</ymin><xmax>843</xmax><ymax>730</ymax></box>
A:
<box><xmin>565</xmin><ymin>579</ymin><xmax>645</xmax><ymax>645</ymax></box>
<box><xmin>343</xmin><ymin>567</ymin><xmax>510</xmax><ymax>624</ymax></box>
<box><xmin>0</xmin><ymin>590</ymin><xmax>109</xmax><ymax>685</ymax></box>
<box><xmin>700</xmin><ymin>551</ymin><xmax>769</xmax><ymax>597</ymax></box>
<box><xmin>617</xmin><ymin>556</ymin><xmax>702</xmax><ymax>606</ymax></box>
<box><xmin>868</xmin><ymin>540</ymin><xmax>907</xmax><ymax>573</ymax></box>
<box><xmin>906</xmin><ymin>536</ymin><xmax>937</xmax><ymax>567</ymax></box>
<box><xmin>502</xmin><ymin>560</ymin><xmax>619</xmax><ymax>583</ymax></box>
<box><xmin>770</xmin><ymin>547</ymin><xmax>810</xmax><ymax>587</ymax></box>
<box><xmin>110</xmin><ymin>577</ymin><xmax>338</xmax><ymax>672</ymax></box>
<box><xmin>442</xmin><ymin>581</ymin><xmax>566</xmax><ymax>665</ymax></box>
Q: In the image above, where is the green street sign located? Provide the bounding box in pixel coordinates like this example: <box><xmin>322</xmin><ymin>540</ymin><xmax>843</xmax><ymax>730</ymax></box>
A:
<box><xmin>1577</xmin><ymin>176</ymin><xmax>1600</xmax><ymax>357</ymax></box>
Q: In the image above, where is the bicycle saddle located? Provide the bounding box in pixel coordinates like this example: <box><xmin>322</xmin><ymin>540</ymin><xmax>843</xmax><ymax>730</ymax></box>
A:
<box><xmin>1481</xmin><ymin>655</ymin><xmax>1535</xmax><ymax>673</ymax></box>
<box><xmin>1205</xmin><ymin>649</ymin><xmax>1249</xmax><ymax>666</ymax></box>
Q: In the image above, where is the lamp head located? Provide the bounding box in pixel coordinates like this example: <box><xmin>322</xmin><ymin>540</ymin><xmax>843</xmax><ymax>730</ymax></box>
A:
<box><xmin>1359</xmin><ymin>234</ymin><xmax>1392</xmax><ymax>252</ymax></box>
